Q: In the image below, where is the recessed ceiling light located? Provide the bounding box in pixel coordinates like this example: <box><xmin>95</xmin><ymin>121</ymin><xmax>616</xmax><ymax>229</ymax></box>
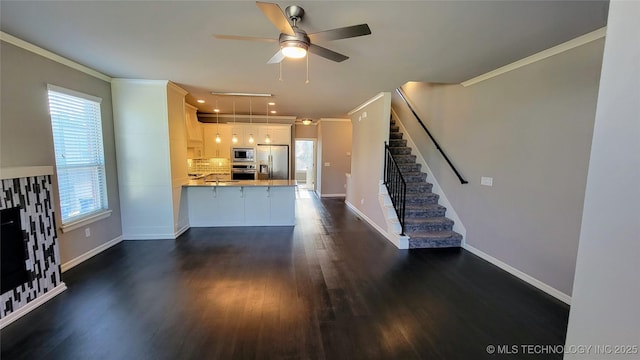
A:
<box><xmin>268</xmin><ymin>102</ymin><xmax>275</xmax><ymax>106</ymax></box>
<box><xmin>197</xmin><ymin>99</ymin><xmax>205</xmax><ymax>103</ymax></box>
<box><xmin>214</xmin><ymin>109</ymin><xmax>220</xmax><ymax>113</ymax></box>
<box><xmin>270</xmin><ymin>110</ymin><xmax>277</xmax><ymax>114</ymax></box>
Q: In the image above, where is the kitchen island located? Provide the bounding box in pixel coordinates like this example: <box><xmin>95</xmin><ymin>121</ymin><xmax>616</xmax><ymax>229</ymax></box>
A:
<box><xmin>184</xmin><ymin>179</ymin><xmax>296</xmax><ymax>227</ymax></box>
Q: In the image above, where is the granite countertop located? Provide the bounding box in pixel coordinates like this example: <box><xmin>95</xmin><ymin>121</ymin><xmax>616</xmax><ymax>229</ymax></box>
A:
<box><xmin>184</xmin><ymin>179</ymin><xmax>297</xmax><ymax>187</ymax></box>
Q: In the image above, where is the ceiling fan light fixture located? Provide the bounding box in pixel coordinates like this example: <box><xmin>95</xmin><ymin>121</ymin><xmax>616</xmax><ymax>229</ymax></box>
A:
<box><xmin>281</xmin><ymin>41</ymin><xmax>308</xmax><ymax>59</ymax></box>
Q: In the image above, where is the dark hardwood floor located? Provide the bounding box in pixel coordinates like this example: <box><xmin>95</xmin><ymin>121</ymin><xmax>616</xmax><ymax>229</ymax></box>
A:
<box><xmin>1</xmin><ymin>189</ymin><xmax>569</xmax><ymax>359</ymax></box>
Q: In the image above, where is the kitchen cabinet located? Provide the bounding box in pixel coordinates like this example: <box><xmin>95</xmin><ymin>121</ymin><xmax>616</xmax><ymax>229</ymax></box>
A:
<box><xmin>243</xmin><ymin>187</ymin><xmax>270</xmax><ymax>225</ymax></box>
<box><xmin>269</xmin><ymin>186</ymin><xmax>295</xmax><ymax>225</ymax></box>
<box><xmin>185</xmin><ymin>103</ymin><xmax>203</xmax><ymax>147</ymax></box>
<box><xmin>186</xmin><ymin>183</ymin><xmax>295</xmax><ymax>226</ymax></box>
<box><xmin>203</xmin><ymin>123</ymin><xmax>231</xmax><ymax>159</ymax></box>
<box><xmin>188</xmin><ymin>187</ymin><xmax>243</xmax><ymax>226</ymax></box>
<box><xmin>231</xmin><ymin>124</ymin><xmax>259</xmax><ymax>147</ymax></box>
<box><xmin>258</xmin><ymin>125</ymin><xmax>291</xmax><ymax>145</ymax></box>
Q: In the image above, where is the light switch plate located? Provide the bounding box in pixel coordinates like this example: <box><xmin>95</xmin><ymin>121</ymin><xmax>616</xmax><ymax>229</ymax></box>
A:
<box><xmin>481</xmin><ymin>177</ymin><xmax>493</xmax><ymax>186</ymax></box>
<box><xmin>324</xmin><ymin>162</ymin><xmax>330</xmax><ymax>167</ymax></box>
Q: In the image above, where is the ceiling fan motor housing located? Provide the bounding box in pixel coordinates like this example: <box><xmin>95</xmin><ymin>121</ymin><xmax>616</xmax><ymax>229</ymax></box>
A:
<box><xmin>279</xmin><ymin>28</ymin><xmax>310</xmax><ymax>50</ymax></box>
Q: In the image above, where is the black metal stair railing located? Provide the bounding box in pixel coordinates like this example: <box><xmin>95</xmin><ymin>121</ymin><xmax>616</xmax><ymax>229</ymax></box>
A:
<box><xmin>395</xmin><ymin>88</ymin><xmax>468</xmax><ymax>184</ymax></box>
<box><xmin>383</xmin><ymin>142</ymin><xmax>407</xmax><ymax>235</ymax></box>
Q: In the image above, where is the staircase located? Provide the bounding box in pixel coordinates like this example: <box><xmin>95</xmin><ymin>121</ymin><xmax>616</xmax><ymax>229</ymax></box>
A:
<box><xmin>388</xmin><ymin>117</ymin><xmax>463</xmax><ymax>248</ymax></box>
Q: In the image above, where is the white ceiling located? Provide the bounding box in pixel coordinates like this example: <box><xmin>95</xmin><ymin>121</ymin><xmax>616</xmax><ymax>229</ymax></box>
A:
<box><xmin>0</xmin><ymin>1</ymin><xmax>608</xmax><ymax>121</ymax></box>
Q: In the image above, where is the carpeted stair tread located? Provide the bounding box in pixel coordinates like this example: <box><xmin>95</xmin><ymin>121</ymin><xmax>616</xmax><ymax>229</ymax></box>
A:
<box><xmin>388</xmin><ymin>116</ymin><xmax>461</xmax><ymax>248</ymax></box>
<box><xmin>407</xmin><ymin>231</ymin><xmax>463</xmax><ymax>248</ymax></box>
<box><xmin>405</xmin><ymin>217</ymin><xmax>454</xmax><ymax>226</ymax></box>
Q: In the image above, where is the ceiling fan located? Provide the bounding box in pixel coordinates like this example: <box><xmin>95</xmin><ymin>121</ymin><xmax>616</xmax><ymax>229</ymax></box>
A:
<box><xmin>214</xmin><ymin>1</ymin><xmax>371</xmax><ymax>63</ymax></box>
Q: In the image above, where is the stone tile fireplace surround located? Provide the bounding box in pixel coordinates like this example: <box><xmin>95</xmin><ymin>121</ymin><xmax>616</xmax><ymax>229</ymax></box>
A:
<box><xmin>0</xmin><ymin>167</ymin><xmax>66</xmax><ymax>329</ymax></box>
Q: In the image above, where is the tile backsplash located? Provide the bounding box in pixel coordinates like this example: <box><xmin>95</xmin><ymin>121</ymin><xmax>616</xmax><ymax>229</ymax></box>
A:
<box><xmin>187</xmin><ymin>158</ymin><xmax>230</xmax><ymax>174</ymax></box>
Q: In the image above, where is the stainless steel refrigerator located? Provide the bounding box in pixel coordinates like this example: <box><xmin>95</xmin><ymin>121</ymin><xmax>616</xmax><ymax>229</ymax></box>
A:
<box><xmin>257</xmin><ymin>144</ymin><xmax>289</xmax><ymax>180</ymax></box>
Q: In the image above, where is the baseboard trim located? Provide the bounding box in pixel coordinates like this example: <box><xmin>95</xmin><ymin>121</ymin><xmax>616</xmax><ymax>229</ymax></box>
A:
<box><xmin>462</xmin><ymin>243</ymin><xmax>571</xmax><ymax>304</ymax></box>
<box><xmin>321</xmin><ymin>193</ymin><xmax>346</xmax><ymax>198</ymax></box>
<box><xmin>174</xmin><ymin>224</ymin><xmax>190</xmax><ymax>238</ymax></box>
<box><xmin>122</xmin><ymin>234</ymin><xmax>176</xmax><ymax>240</ymax></box>
<box><xmin>345</xmin><ymin>200</ymin><xmax>408</xmax><ymax>249</ymax></box>
<box><xmin>0</xmin><ymin>283</ymin><xmax>67</xmax><ymax>330</ymax></box>
<box><xmin>61</xmin><ymin>236</ymin><xmax>123</xmax><ymax>272</ymax></box>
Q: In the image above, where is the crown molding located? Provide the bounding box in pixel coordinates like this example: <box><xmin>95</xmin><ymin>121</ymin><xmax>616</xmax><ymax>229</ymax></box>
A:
<box><xmin>1</xmin><ymin>31</ymin><xmax>112</xmax><ymax>83</ymax></box>
<box><xmin>348</xmin><ymin>92</ymin><xmax>386</xmax><ymax>115</ymax></box>
<box><xmin>461</xmin><ymin>27</ymin><xmax>607</xmax><ymax>87</ymax></box>
<box><xmin>318</xmin><ymin>118</ymin><xmax>351</xmax><ymax>123</ymax></box>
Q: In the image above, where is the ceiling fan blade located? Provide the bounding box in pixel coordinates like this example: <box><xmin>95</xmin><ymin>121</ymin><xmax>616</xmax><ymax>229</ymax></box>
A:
<box><xmin>256</xmin><ymin>1</ymin><xmax>295</xmax><ymax>36</ymax></box>
<box><xmin>267</xmin><ymin>50</ymin><xmax>285</xmax><ymax>64</ymax></box>
<box><xmin>308</xmin><ymin>44</ymin><xmax>349</xmax><ymax>62</ymax></box>
<box><xmin>213</xmin><ymin>34</ymin><xmax>278</xmax><ymax>43</ymax></box>
<box><xmin>308</xmin><ymin>24</ymin><xmax>371</xmax><ymax>42</ymax></box>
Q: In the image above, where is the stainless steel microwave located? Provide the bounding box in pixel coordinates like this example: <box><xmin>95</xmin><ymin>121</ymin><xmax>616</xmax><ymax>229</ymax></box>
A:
<box><xmin>232</xmin><ymin>147</ymin><xmax>255</xmax><ymax>162</ymax></box>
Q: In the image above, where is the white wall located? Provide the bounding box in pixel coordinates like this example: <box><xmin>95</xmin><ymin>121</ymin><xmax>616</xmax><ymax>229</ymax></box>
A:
<box><xmin>112</xmin><ymin>80</ymin><xmax>176</xmax><ymax>239</ymax></box>
<box><xmin>346</xmin><ymin>93</ymin><xmax>391</xmax><ymax>229</ymax></box>
<box><xmin>564</xmin><ymin>2</ymin><xmax>640</xmax><ymax>357</ymax></box>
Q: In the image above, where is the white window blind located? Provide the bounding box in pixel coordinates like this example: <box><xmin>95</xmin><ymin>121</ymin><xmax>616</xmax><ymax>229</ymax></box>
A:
<box><xmin>47</xmin><ymin>85</ymin><xmax>108</xmax><ymax>224</ymax></box>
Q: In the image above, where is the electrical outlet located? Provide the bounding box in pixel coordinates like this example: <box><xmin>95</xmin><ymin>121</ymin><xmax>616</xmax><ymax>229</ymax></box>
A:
<box><xmin>481</xmin><ymin>177</ymin><xmax>494</xmax><ymax>187</ymax></box>
<box><xmin>362</xmin><ymin>111</ymin><xmax>367</xmax><ymax>118</ymax></box>
<box><xmin>85</xmin><ymin>227</ymin><xmax>91</xmax><ymax>237</ymax></box>
<box><xmin>360</xmin><ymin>198</ymin><xmax>365</xmax><ymax>205</ymax></box>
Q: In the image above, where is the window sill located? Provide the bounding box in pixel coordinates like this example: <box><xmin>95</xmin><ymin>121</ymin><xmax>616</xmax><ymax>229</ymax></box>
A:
<box><xmin>60</xmin><ymin>210</ymin><xmax>112</xmax><ymax>233</ymax></box>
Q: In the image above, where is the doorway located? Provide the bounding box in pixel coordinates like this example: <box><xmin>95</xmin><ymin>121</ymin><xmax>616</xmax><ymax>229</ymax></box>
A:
<box><xmin>295</xmin><ymin>139</ymin><xmax>316</xmax><ymax>191</ymax></box>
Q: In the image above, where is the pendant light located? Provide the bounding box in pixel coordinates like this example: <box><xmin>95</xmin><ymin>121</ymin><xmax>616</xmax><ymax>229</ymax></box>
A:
<box><xmin>231</xmin><ymin>98</ymin><xmax>238</xmax><ymax>144</ymax></box>
<box><xmin>248</xmin><ymin>98</ymin><xmax>255</xmax><ymax>144</ymax></box>
<box><xmin>265</xmin><ymin>102</ymin><xmax>272</xmax><ymax>144</ymax></box>
<box><xmin>214</xmin><ymin>100</ymin><xmax>221</xmax><ymax>144</ymax></box>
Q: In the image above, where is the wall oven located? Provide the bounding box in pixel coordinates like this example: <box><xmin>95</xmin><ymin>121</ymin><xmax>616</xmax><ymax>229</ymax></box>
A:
<box><xmin>232</xmin><ymin>147</ymin><xmax>255</xmax><ymax>162</ymax></box>
<box><xmin>231</xmin><ymin>164</ymin><xmax>256</xmax><ymax>180</ymax></box>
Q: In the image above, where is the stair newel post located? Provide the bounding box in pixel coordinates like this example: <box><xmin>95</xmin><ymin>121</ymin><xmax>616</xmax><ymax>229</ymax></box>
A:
<box><xmin>383</xmin><ymin>142</ymin><xmax>388</xmax><ymax>185</ymax></box>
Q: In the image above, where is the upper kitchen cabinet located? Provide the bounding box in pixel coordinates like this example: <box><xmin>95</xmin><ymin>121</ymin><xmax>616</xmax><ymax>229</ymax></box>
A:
<box><xmin>185</xmin><ymin>104</ymin><xmax>203</xmax><ymax>158</ymax></box>
<box><xmin>203</xmin><ymin>123</ymin><xmax>231</xmax><ymax>159</ymax></box>
<box><xmin>231</xmin><ymin>124</ymin><xmax>259</xmax><ymax>147</ymax></box>
<box><xmin>258</xmin><ymin>124</ymin><xmax>292</xmax><ymax>145</ymax></box>
<box><xmin>111</xmin><ymin>79</ymin><xmax>190</xmax><ymax>240</ymax></box>
<box><xmin>185</xmin><ymin>104</ymin><xmax>203</xmax><ymax>146</ymax></box>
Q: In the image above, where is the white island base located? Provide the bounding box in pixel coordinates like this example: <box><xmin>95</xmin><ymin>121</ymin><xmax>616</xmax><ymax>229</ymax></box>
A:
<box><xmin>185</xmin><ymin>180</ymin><xmax>295</xmax><ymax>227</ymax></box>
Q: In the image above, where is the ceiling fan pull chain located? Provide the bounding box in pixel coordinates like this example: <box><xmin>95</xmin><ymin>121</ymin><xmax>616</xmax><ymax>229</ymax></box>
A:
<box><xmin>306</xmin><ymin>54</ymin><xmax>310</xmax><ymax>84</ymax></box>
<box><xmin>279</xmin><ymin>61</ymin><xmax>283</xmax><ymax>82</ymax></box>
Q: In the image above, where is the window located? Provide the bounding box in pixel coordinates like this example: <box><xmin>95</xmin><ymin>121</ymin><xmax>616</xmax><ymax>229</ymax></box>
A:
<box><xmin>47</xmin><ymin>85</ymin><xmax>108</xmax><ymax>227</ymax></box>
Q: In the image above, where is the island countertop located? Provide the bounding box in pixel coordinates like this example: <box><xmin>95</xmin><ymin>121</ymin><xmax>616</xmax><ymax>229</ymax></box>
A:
<box><xmin>183</xmin><ymin>179</ymin><xmax>297</xmax><ymax>187</ymax></box>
